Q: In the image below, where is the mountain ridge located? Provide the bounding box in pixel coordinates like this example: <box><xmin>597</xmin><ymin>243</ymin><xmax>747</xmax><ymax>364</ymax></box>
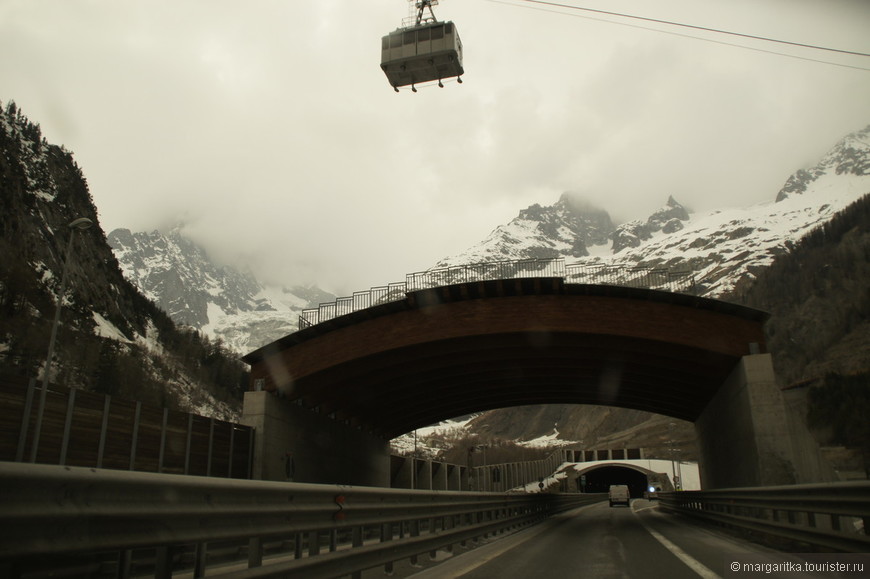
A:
<box><xmin>108</xmin><ymin>227</ymin><xmax>335</xmax><ymax>354</ymax></box>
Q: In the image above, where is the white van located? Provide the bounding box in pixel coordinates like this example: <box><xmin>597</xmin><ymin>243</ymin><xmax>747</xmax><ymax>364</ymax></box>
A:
<box><xmin>608</xmin><ymin>484</ymin><xmax>630</xmax><ymax>507</ymax></box>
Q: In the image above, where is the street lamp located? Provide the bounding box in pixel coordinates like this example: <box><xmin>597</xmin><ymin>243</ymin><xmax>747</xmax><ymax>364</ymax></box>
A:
<box><xmin>30</xmin><ymin>217</ymin><xmax>93</xmax><ymax>462</ymax></box>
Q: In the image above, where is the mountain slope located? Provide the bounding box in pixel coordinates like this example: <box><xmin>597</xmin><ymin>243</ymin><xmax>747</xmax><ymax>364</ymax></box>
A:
<box><xmin>0</xmin><ymin>101</ymin><xmax>244</xmax><ymax>419</ymax></box>
<box><xmin>108</xmin><ymin>228</ymin><xmax>335</xmax><ymax>354</ymax></box>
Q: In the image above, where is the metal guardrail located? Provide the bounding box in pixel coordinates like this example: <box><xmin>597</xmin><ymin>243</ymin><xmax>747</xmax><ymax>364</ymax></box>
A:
<box><xmin>0</xmin><ymin>462</ymin><xmax>606</xmax><ymax>578</ymax></box>
<box><xmin>658</xmin><ymin>482</ymin><xmax>870</xmax><ymax>552</ymax></box>
<box><xmin>299</xmin><ymin>258</ymin><xmax>696</xmax><ymax>329</ymax></box>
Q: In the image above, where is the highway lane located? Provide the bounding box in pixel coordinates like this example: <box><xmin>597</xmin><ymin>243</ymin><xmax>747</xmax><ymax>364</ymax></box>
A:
<box><xmin>409</xmin><ymin>499</ymin><xmax>780</xmax><ymax>578</ymax></box>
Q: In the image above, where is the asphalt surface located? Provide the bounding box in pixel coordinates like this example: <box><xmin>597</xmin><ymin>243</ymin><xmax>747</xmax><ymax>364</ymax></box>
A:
<box><xmin>406</xmin><ymin>499</ymin><xmax>780</xmax><ymax>579</ymax></box>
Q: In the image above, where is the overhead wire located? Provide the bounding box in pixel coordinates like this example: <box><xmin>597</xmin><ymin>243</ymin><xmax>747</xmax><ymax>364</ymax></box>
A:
<box><xmin>485</xmin><ymin>0</ymin><xmax>870</xmax><ymax>72</ymax></box>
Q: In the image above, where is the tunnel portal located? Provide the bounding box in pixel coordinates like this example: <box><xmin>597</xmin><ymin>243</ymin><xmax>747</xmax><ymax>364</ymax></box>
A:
<box><xmin>580</xmin><ymin>466</ymin><xmax>650</xmax><ymax>497</ymax></box>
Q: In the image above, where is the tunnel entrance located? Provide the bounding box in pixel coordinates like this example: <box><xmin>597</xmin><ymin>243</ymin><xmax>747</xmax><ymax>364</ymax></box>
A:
<box><xmin>581</xmin><ymin>466</ymin><xmax>649</xmax><ymax>498</ymax></box>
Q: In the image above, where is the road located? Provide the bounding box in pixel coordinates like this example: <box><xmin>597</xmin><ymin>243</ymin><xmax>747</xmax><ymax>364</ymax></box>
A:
<box><xmin>407</xmin><ymin>499</ymin><xmax>778</xmax><ymax>579</ymax></box>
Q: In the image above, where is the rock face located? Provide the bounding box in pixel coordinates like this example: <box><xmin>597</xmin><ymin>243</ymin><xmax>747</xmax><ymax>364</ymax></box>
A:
<box><xmin>108</xmin><ymin>228</ymin><xmax>334</xmax><ymax>354</ymax></box>
<box><xmin>776</xmin><ymin>125</ymin><xmax>870</xmax><ymax>201</ymax></box>
<box><xmin>434</xmin><ymin>192</ymin><xmax>616</xmax><ymax>265</ymax></box>
<box><xmin>610</xmin><ymin>196</ymin><xmax>691</xmax><ymax>254</ymax></box>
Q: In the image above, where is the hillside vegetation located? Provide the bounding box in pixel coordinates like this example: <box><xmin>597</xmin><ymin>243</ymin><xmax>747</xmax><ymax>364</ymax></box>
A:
<box><xmin>728</xmin><ymin>194</ymin><xmax>870</xmax><ymax>470</ymax></box>
<box><xmin>0</xmin><ymin>101</ymin><xmax>247</xmax><ymax>418</ymax></box>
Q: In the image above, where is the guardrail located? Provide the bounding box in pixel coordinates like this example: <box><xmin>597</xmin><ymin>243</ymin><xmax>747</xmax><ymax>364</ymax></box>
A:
<box><xmin>658</xmin><ymin>482</ymin><xmax>870</xmax><ymax>552</ymax></box>
<box><xmin>0</xmin><ymin>462</ymin><xmax>606</xmax><ymax>578</ymax></box>
<box><xmin>299</xmin><ymin>258</ymin><xmax>696</xmax><ymax>329</ymax></box>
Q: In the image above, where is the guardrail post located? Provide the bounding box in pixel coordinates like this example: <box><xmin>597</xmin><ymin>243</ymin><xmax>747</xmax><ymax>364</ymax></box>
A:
<box><xmin>193</xmin><ymin>543</ymin><xmax>207</xmax><ymax>577</ymax></box>
<box><xmin>308</xmin><ymin>530</ymin><xmax>320</xmax><ymax>558</ymax></box>
<box><xmin>409</xmin><ymin>519</ymin><xmax>421</xmax><ymax>565</ymax></box>
<box><xmin>154</xmin><ymin>546</ymin><xmax>171</xmax><ymax>579</ymax></box>
<box><xmin>381</xmin><ymin>523</ymin><xmax>394</xmax><ymax>573</ymax></box>
<box><xmin>118</xmin><ymin>549</ymin><xmax>133</xmax><ymax>579</ymax></box>
<box><xmin>294</xmin><ymin>532</ymin><xmax>303</xmax><ymax>559</ymax></box>
<box><xmin>248</xmin><ymin>537</ymin><xmax>263</xmax><ymax>567</ymax></box>
<box><xmin>350</xmin><ymin>527</ymin><xmax>364</xmax><ymax>579</ymax></box>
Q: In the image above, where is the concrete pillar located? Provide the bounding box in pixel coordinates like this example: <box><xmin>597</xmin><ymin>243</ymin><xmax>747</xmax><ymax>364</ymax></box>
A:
<box><xmin>433</xmin><ymin>462</ymin><xmax>448</xmax><ymax>490</ymax></box>
<box><xmin>416</xmin><ymin>460</ymin><xmax>432</xmax><ymax>490</ymax></box>
<box><xmin>446</xmin><ymin>464</ymin><xmax>460</xmax><ymax>490</ymax></box>
<box><xmin>391</xmin><ymin>455</ymin><xmax>412</xmax><ymax>489</ymax></box>
<box><xmin>695</xmin><ymin>354</ymin><xmax>808</xmax><ymax>489</ymax></box>
<box><xmin>241</xmin><ymin>391</ymin><xmax>389</xmax><ymax>487</ymax></box>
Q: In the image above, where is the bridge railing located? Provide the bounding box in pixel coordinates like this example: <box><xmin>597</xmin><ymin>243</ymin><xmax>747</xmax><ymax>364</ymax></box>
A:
<box><xmin>406</xmin><ymin>258</ymin><xmax>568</xmax><ymax>291</ymax></box>
<box><xmin>565</xmin><ymin>264</ymin><xmax>695</xmax><ymax>294</ymax></box>
<box><xmin>299</xmin><ymin>258</ymin><xmax>696</xmax><ymax>330</ymax></box>
<box><xmin>0</xmin><ymin>462</ymin><xmax>605</xmax><ymax>578</ymax></box>
<box><xmin>659</xmin><ymin>482</ymin><xmax>870</xmax><ymax>552</ymax></box>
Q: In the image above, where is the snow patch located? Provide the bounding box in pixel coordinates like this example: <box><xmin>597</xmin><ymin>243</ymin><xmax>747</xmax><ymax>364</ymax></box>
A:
<box><xmin>92</xmin><ymin>312</ymin><xmax>132</xmax><ymax>343</ymax></box>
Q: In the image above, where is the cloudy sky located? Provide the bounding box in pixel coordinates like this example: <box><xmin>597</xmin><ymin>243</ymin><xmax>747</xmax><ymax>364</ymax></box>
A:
<box><xmin>3</xmin><ymin>0</ymin><xmax>869</xmax><ymax>294</ymax></box>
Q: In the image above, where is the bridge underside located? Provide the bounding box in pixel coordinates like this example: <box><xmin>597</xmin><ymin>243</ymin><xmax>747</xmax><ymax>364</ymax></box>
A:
<box><xmin>297</xmin><ymin>332</ymin><xmax>739</xmax><ymax>438</ymax></box>
<box><xmin>244</xmin><ymin>278</ymin><xmax>768</xmax><ymax>439</ymax></box>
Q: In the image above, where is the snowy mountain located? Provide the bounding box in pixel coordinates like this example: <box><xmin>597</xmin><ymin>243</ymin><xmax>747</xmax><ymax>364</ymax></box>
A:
<box><xmin>434</xmin><ymin>194</ymin><xmax>615</xmax><ymax>264</ymax></box>
<box><xmin>439</xmin><ymin>124</ymin><xmax>870</xmax><ymax>299</ymax></box>
<box><xmin>108</xmin><ymin>228</ymin><xmax>335</xmax><ymax>354</ymax></box>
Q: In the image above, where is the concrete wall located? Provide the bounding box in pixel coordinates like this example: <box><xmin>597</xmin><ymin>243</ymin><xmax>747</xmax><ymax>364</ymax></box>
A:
<box><xmin>695</xmin><ymin>354</ymin><xmax>832</xmax><ymax>489</ymax></box>
<box><xmin>390</xmin><ymin>456</ymin><xmax>468</xmax><ymax>490</ymax></box>
<box><xmin>781</xmin><ymin>386</ymin><xmax>839</xmax><ymax>483</ymax></box>
<box><xmin>241</xmin><ymin>391</ymin><xmax>390</xmax><ymax>487</ymax></box>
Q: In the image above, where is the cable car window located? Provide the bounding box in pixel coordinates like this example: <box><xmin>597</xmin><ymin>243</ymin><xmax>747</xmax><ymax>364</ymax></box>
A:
<box><xmin>431</xmin><ymin>25</ymin><xmax>443</xmax><ymax>40</ymax></box>
<box><xmin>417</xmin><ymin>28</ymin><xmax>430</xmax><ymax>42</ymax></box>
<box><xmin>382</xmin><ymin>37</ymin><xmax>389</xmax><ymax>50</ymax></box>
<box><xmin>445</xmin><ymin>22</ymin><xmax>453</xmax><ymax>34</ymax></box>
<box><xmin>390</xmin><ymin>33</ymin><xmax>403</xmax><ymax>49</ymax></box>
<box><xmin>404</xmin><ymin>30</ymin><xmax>415</xmax><ymax>45</ymax></box>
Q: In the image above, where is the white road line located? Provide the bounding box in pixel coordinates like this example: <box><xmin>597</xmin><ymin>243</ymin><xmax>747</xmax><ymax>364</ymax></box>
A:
<box><xmin>632</xmin><ymin>502</ymin><xmax>721</xmax><ymax>579</ymax></box>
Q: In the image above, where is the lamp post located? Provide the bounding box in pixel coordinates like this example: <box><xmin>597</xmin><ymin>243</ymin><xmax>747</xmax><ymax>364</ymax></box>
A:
<box><xmin>30</xmin><ymin>217</ymin><xmax>93</xmax><ymax>462</ymax></box>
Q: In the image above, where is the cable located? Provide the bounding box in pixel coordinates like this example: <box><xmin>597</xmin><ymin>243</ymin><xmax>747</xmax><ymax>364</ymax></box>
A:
<box><xmin>515</xmin><ymin>0</ymin><xmax>870</xmax><ymax>58</ymax></box>
<box><xmin>485</xmin><ymin>0</ymin><xmax>870</xmax><ymax>72</ymax></box>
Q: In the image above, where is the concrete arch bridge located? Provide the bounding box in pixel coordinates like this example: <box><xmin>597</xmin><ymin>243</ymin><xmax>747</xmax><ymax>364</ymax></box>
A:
<box><xmin>242</xmin><ymin>273</ymin><xmax>831</xmax><ymax>490</ymax></box>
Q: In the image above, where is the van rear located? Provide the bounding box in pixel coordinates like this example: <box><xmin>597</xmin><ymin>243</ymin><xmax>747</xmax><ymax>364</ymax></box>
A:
<box><xmin>608</xmin><ymin>484</ymin><xmax>630</xmax><ymax>507</ymax></box>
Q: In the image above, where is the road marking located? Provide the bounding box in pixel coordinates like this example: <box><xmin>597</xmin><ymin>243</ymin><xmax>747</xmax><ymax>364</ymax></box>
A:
<box><xmin>409</xmin><ymin>502</ymin><xmax>601</xmax><ymax>578</ymax></box>
<box><xmin>632</xmin><ymin>502</ymin><xmax>721</xmax><ymax>579</ymax></box>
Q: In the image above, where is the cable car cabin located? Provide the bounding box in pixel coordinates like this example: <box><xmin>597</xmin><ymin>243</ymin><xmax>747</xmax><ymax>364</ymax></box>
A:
<box><xmin>381</xmin><ymin>21</ymin><xmax>463</xmax><ymax>91</ymax></box>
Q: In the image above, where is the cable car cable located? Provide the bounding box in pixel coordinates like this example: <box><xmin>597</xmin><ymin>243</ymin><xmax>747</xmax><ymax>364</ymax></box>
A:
<box><xmin>512</xmin><ymin>0</ymin><xmax>870</xmax><ymax>58</ymax></box>
<box><xmin>486</xmin><ymin>0</ymin><xmax>870</xmax><ymax>72</ymax></box>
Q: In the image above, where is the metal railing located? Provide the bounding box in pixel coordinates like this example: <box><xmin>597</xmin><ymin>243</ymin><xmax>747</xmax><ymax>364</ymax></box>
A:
<box><xmin>1</xmin><ymin>378</ymin><xmax>253</xmax><ymax>479</ymax></box>
<box><xmin>0</xmin><ymin>462</ymin><xmax>606</xmax><ymax>578</ymax></box>
<box><xmin>658</xmin><ymin>482</ymin><xmax>870</xmax><ymax>552</ymax></box>
<box><xmin>299</xmin><ymin>258</ymin><xmax>696</xmax><ymax>329</ymax></box>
